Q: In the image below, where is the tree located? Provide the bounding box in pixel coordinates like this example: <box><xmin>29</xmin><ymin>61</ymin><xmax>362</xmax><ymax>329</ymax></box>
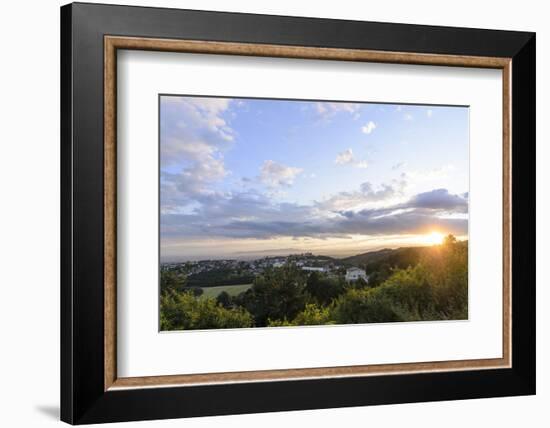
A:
<box><xmin>239</xmin><ymin>266</ymin><xmax>307</xmax><ymax>327</ymax></box>
<box><xmin>292</xmin><ymin>303</ymin><xmax>333</xmax><ymax>325</ymax></box>
<box><xmin>330</xmin><ymin>288</ymin><xmax>401</xmax><ymax>324</ymax></box>
<box><xmin>267</xmin><ymin>303</ymin><xmax>333</xmax><ymax>327</ymax></box>
<box><xmin>365</xmin><ymin>263</ymin><xmax>392</xmax><ymax>287</ymax></box>
<box><xmin>216</xmin><ymin>291</ymin><xmax>233</xmax><ymax>308</ymax></box>
<box><xmin>160</xmin><ymin>269</ymin><xmax>187</xmax><ymax>294</ymax></box>
<box><xmin>420</xmin><ymin>236</ymin><xmax>468</xmax><ymax>319</ymax></box>
<box><xmin>160</xmin><ymin>291</ymin><xmax>253</xmax><ymax>331</ymax></box>
<box><xmin>305</xmin><ymin>273</ymin><xmax>345</xmax><ymax>305</ymax></box>
<box><xmin>188</xmin><ymin>286</ymin><xmax>204</xmax><ymax>297</ymax></box>
<box><xmin>373</xmin><ymin>265</ymin><xmax>438</xmax><ymax>321</ymax></box>
<box><xmin>443</xmin><ymin>234</ymin><xmax>457</xmax><ymax>246</ymax></box>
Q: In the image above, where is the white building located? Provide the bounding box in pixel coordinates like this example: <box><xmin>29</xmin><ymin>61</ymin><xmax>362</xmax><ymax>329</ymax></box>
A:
<box><xmin>301</xmin><ymin>266</ymin><xmax>326</xmax><ymax>273</ymax></box>
<box><xmin>345</xmin><ymin>267</ymin><xmax>368</xmax><ymax>282</ymax></box>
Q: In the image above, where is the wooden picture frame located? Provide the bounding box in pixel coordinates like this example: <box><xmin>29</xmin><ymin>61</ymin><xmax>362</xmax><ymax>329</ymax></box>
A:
<box><xmin>61</xmin><ymin>2</ymin><xmax>535</xmax><ymax>424</ymax></box>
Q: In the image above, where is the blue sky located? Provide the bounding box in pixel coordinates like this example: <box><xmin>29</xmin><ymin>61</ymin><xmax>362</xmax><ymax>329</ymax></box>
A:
<box><xmin>160</xmin><ymin>95</ymin><xmax>468</xmax><ymax>261</ymax></box>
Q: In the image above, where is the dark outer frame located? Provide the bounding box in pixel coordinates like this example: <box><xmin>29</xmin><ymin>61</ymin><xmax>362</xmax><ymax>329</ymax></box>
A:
<box><xmin>61</xmin><ymin>2</ymin><xmax>535</xmax><ymax>424</ymax></box>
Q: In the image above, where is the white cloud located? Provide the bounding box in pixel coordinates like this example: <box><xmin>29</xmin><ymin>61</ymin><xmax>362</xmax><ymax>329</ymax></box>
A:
<box><xmin>315</xmin><ymin>102</ymin><xmax>361</xmax><ymax>120</ymax></box>
<box><xmin>315</xmin><ymin>178</ymin><xmax>407</xmax><ymax>212</ymax></box>
<box><xmin>361</xmin><ymin>121</ymin><xmax>377</xmax><ymax>134</ymax></box>
<box><xmin>335</xmin><ymin>148</ymin><xmax>355</xmax><ymax>165</ymax></box>
<box><xmin>160</xmin><ymin>96</ymin><xmax>237</xmax><ymax>203</ymax></box>
<box><xmin>335</xmin><ymin>148</ymin><xmax>369</xmax><ymax>169</ymax></box>
<box><xmin>392</xmin><ymin>161</ymin><xmax>407</xmax><ymax>170</ymax></box>
<box><xmin>404</xmin><ymin>113</ymin><xmax>413</xmax><ymax>121</ymax></box>
<box><xmin>164</xmin><ymin>96</ymin><xmax>235</xmax><ymax>143</ymax></box>
<box><xmin>260</xmin><ymin>160</ymin><xmax>303</xmax><ymax>187</ymax></box>
<box><xmin>427</xmin><ymin>109</ymin><xmax>433</xmax><ymax>118</ymax></box>
<box><xmin>160</xmin><ymin>139</ymin><xmax>228</xmax><ymax>199</ymax></box>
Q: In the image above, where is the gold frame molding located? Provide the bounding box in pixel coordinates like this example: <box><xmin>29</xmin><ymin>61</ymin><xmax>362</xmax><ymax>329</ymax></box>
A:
<box><xmin>104</xmin><ymin>35</ymin><xmax>512</xmax><ymax>391</ymax></box>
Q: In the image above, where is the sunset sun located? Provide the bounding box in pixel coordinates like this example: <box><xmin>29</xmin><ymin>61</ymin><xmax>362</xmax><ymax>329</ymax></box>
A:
<box><xmin>423</xmin><ymin>231</ymin><xmax>444</xmax><ymax>246</ymax></box>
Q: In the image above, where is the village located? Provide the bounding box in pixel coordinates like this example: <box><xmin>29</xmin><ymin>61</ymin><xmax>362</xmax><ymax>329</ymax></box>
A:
<box><xmin>162</xmin><ymin>253</ymin><xmax>369</xmax><ymax>286</ymax></box>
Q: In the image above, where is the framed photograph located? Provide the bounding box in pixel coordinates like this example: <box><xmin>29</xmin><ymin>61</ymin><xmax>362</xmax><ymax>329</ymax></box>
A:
<box><xmin>61</xmin><ymin>2</ymin><xmax>535</xmax><ymax>424</ymax></box>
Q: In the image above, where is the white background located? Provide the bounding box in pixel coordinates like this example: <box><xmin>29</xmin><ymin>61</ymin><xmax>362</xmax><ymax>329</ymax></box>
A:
<box><xmin>0</xmin><ymin>0</ymin><xmax>546</xmax><ymax>427</ymax></box>
<box><xmin>118</xmin><ymin>51</ymin><xmax>503</xmax><ymax>377</ymax></box>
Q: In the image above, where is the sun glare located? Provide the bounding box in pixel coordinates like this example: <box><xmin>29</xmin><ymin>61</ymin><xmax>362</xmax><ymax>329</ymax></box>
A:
<box><xmin>424</xmin><ymin>231</ymin><xmax>444</xmax><ymax>246</ymax></box>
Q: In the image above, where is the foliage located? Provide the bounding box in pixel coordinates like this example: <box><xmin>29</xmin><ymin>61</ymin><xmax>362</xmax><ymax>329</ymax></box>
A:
<box><xmin>216</xmin><ymin>291</ymin><xmax>233</xmax><ymax>308</ymax></box>
<box><xmin>236</xmin><ymin>266</ymin><xmax>308</xmax><ymax>327</ymax></box>
<box><xmin>419</xmin><ymin>235</ymin><xmax>468</xmax><ymax>319</ymax></box>
<box><xmin>304</xmin><ymin>272</ymin><xmax>345</xmax><ymax>305</ymax></box>
<box><xmin>313</xmin><ymin>236</ymin><xmax>467</xmax><ymax>325</ymax></box>
<box><xmin>188</xmin><ymin>286</ymin><xmax>204</xmax><ymax>297</ymax></box>
<box><xmin>160</xmin><ymin>269</ymin><xmax>187</xmax><ymax>294</ymax></box>
<box><xmin>268</xmin><ymin>303</ymin><xmax>334</xmax><ymax>327</ymax></box>
<box><xmin>330</xmin><ymin>288</ymin><xmax>402</xmax><ymax>324</ymax></box>
<box><xmin>368</xmin><ymin>265</ymin><xmax>439</xmax><ymax>321</ymax></box>
<box><xmin>160</xmin><ymin>291</ymin><xmax>253</xmax><ymax>330</ymax></box>
<box><xmin>160</xmin><ymin>236</ymin><xmax>468</xmax><ymax>330</ymax></box>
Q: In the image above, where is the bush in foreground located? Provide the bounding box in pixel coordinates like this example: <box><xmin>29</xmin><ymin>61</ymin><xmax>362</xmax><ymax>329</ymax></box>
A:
<box><xmin>160</xmin><ymin>291</ymin><xmax>253</xmax><ymax>331</ymax></box>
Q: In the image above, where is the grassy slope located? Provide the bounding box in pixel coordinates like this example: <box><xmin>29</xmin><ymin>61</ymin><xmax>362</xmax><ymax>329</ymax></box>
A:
<box><xmin>200</xmin><ymin>283</ymin><xmax>253</xmax><ymax>299</ymax></box>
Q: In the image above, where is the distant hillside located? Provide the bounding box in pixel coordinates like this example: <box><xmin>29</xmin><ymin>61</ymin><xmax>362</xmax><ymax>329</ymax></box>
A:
<box><xmin>342</xmin><ymin>240</ymin><xmax>468</xmax><ymax>272</ymax></box>
<box><xmin>341</xmin><ymin>246</ymin><xmax>431</xmax><ymax>270</ymax></box>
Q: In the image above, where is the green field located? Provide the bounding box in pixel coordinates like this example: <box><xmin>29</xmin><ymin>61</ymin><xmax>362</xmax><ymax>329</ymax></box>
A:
<box><xmin>200</xmin><ymin>283</ymin><xmax>253</xmax><ymax>299</ymax></box>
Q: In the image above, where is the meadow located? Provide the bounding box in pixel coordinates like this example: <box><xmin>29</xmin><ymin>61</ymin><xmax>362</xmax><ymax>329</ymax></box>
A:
<box><xmin>199</xmin><ymin>283</ymin><xmax>253</xmax><ymax>299</ymax></box>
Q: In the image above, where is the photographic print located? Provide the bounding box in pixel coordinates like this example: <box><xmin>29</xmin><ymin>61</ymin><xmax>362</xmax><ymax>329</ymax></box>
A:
<box><xmin>159</xmin><ymin>95</ymin><xmax>469</xmax><ymax>331</ymax></box>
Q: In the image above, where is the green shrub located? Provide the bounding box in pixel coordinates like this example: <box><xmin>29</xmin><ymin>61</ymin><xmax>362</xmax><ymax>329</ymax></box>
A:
<box><xmin>239</xmin><ymin>266</ymin><xmax>308</xmax><ymax>327</ymax></box>
<box><xmin>305</xmin><ymin>272</ymin><xmax>345</xmax><ymax>305</ymax></box>
<box><xmin>268</xmin><ymin>303</ymin><xmax>334</xmax><ymax>327</ymax></box>
<box><xmin>160</xmin><ymin>291</ymin><xmax>253</xmax><ymax>331</ymax></box>
<box><xmin>330</xmin><ymin>288</ymin><xmax>401</xmax><ymax>324</ymax></box>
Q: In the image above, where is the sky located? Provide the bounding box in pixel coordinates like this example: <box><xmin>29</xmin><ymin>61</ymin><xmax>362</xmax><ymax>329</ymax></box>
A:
<box><xmin>160</xmin><ymin>95</ymin><xmax>469</xmax><ymax>261</ymax></box>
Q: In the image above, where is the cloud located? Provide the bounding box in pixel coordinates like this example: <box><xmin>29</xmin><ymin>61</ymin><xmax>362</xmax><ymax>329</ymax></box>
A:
<box><xmin>161</xmin><ymin>189</ymin><xmax>316</xmax><ymax>239</ymax></box>
<box><xmin>404</xmin><ymin>113</ymin><xmax>413</xmax><ymax>121</ymax></box>
<box><xmin>160</xmin><ymin>96</ymin><xmax>235</xmax><ymax>169</ymax></box>
<box><xmin>315</xmin><ymin>102</ymin><xmax>361</xmax><ymax>120</ymax></box>
<box><xmin>260</xmin><ymin>160</ymin><xmax>303</xmax><ymax>188</ymax></box>
<box><xmin>159</xmin><ymin>97</ymin><xmax>468</xmax><ymax>245</ymax></box>
<box><xmin>330</xmin><ymin>207</ymin><xmax>467</xmax><ymax>237</ymax></box>
<box><xmin>405</xmin><ymin>188</ymin><xmax>468</xmax><ymax>212</ymax></box>
<box><xmin>160</xmin><ymin>95</ymin><xmax>237</xmax><ymax>211</ymax></box>
<box><xmin>360</xmin><ymin>182</ymin><xmax>401</xmax><ymax>200</ymax></box>
<box><xmin>361</xmin><ymin>121</ymin><xmax>377</xmax><ymax>134</ymax></box>
<box><xmin>332</xmin><ymin>188</ymin><xmax>468</xmax><ymax>236</ymax></box>
<box><xmin>161</xmin><ymin>185</ymin><xmax>467</xmax><ymax>240</ymax></box>
<box><xmin>335</xmin><ymin>148</ymin><xmax>369</xmax><ymax>169</ymax></box>
<box><xmin>392</xmin><ymin>161</ymin><xmax>407</xmax><ymax>170</ymax></box>
<box><xmin>427</xmin><ymin>109</ymin><xmax>433</xmax><ymax>118</ymax></box>
<box><xmin>315</xmin><ymin>177</ymin><xmax>407</xmax><ymax>212</ymax></box>
<box><xmin>161</xmin><ymin>96</ymin><xmax>234</xmax><ymax>146</ymax></box>
<box><xmin>161</xmin><ymin>140</ymin><xmax>227</xmax><ymax>193</ymax></box>
<box><xmin>335</xmin><ymin>148</ymin><xmax>354</xmax><ymax>165</ymax></box>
